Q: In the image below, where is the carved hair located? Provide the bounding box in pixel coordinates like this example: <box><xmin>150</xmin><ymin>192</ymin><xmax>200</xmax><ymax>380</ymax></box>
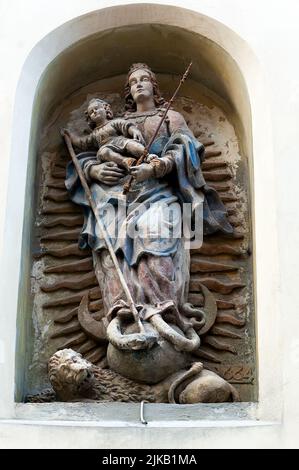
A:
<box><xmin>47</xmin><ymin>349</ymin><xmax>158</xmax><ymax>402</ymax></box>
<box><xmin>43</xmin><ymin>349</ymin><xmax>240</xmax><ymax>404</ymax></box>
<box><xmin>124</xmin><ymin>63</ymin><xmax>167</xmax><ymax>112</ymax></box>
<box><xmin>48</xmin><ymin>350</ymin><xmax>64</xmax><ymax>392</ymax></box>
<box><xmin>85</xmin><ymin>98</ymin><xmax>113</xmax><ymax>129</ymax></box>
<box><xmin>48</xmin><ymin>349</ymin><xmax>93</xmax><ymax>399</ymax></box>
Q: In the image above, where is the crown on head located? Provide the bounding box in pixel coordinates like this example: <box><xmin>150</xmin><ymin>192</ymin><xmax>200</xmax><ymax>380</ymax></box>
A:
<box><xmin>127</xmin><ymin>63</ymin><xmax>153</xmax><ymax>77</ymax></box>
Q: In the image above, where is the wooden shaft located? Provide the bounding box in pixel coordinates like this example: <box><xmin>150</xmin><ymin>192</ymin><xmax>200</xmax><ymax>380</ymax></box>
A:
<box><xmin>63</xmin><ymin>133</ymin><xmax>145</xmax><ymax>333</ymax></box>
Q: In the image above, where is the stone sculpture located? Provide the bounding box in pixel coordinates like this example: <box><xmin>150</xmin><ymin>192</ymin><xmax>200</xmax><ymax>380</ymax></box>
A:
<box><xmin>43</xmin><ymin>63</ymin><xmax>240</xmax><ymax>404</ymax></box>
<box><xmin>47</xmin><ymin>349</ymin><xmax>239</xmax><ymax>403</ymax></box>
<box><xmin>64</xmin><ymin>97</ymin><xmax>146</xmax><ymax>172</ymax></box>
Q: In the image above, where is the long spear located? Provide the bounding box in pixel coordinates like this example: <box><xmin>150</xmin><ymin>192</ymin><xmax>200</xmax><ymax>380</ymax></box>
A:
<box><xmin>123</xmin><ymin>61</ymin><xmax>193</xmax><ymax>194</ymax></box>
<box><xmin>62</xmin><ymin>132</ymin><xmax>146</xmax><ymax>335</ymax></box>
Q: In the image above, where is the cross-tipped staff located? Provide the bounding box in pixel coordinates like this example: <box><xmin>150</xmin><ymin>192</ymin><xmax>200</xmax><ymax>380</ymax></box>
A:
<box><xmin>123</xmin><ymin>61</ymin><xmax>193</xmax><ymax>194</ymax></box>
<box><xmin>62</xmin><ymin>131</ymin><xmax>146</xmax><ymax>335</ymax></box>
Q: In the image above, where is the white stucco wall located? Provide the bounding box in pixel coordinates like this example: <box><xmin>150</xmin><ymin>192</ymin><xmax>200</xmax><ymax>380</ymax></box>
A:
<box><xmin>0</xmin><ymin>0</ymin><xmax>298</xmax><ymax>448</ymax></box>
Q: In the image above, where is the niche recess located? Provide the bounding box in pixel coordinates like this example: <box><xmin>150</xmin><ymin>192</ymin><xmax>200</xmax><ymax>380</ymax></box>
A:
<box><xmin>15</xmin><ymin>18</ymin><xmax>256</xmax><ymax>403</ymax></box>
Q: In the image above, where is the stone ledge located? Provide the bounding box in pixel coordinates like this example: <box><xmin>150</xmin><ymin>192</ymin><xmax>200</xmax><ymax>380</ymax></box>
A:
<box><xmin>12</xmin><ymin>402</ymin><xmax>266</xmax><ymax>426</ymax></box>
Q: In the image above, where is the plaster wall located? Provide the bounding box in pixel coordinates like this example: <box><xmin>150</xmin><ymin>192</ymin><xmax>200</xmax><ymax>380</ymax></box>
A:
<box><xmin>0</xmin><ymin>0</ymin><xmax>298</xmax><ymax>448</ymax></box>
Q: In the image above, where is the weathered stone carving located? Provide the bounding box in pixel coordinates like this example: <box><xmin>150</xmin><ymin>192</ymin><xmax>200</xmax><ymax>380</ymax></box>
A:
<box><xmin>45</xmin><ymin>349</ymin><xmax>239</xmax><ymax>403</ymax></box>
<box><xmin>55</xmin><ymin>63</ymin><xmax>235</xmax><ymax>397</ymax></box>
<box><xmin>62</xmin><ymin>97</ymin><xmax>147</xmax><ymax>172</ymax></box>
<box><xmin>30</xmin><ymin>61</ymin><xmax>255</xmax><ymax>402</ymax></box>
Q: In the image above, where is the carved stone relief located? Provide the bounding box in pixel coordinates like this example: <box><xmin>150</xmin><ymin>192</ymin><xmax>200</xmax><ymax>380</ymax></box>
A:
<box><xmin>27</xmin><ymin>65</ymin><xmax>256</xmax><ymax>403</ymax></box>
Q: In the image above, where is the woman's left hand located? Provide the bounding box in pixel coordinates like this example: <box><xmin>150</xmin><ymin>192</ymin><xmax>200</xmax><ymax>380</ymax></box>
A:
<box><xmin>130</xmin><ymin>163</ymin><xmax>154</xmax><ymax>182</ymax></box>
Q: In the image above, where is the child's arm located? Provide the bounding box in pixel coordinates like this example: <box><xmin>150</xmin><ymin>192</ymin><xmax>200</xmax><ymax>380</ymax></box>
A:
<box><xmin>112</xmin><ymin>119</ymin><xmax>145</xmax><ymax>145</ymax></box>
<box><xmin>61</xmin><ymin>128</ymin><xmax>96</xmax><ymax>151</ymax></box>
<box><xmin>127</xmin><ymin>125</ymin><xmax>145</xmax><ymax>145</ymax></box>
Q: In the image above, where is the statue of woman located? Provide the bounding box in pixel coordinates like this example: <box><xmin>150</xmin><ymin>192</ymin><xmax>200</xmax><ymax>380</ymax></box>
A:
<box><xmin>65</xmin><ymin>63</ymin><xmax>233</xmax><ymax>384</ymax></box>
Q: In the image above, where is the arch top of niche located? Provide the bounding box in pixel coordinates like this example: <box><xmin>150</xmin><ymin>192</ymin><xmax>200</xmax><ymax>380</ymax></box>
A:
<box><xmin>1</xmin><ymin>4</ymin><xmax>279</xmax><ymax>425</ymax></box>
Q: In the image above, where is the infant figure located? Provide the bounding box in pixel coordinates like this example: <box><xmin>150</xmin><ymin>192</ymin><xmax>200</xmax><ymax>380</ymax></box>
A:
<box><xmin>65</xmin><ymin>98</ymin><xmax>146</xmax><ymax>172</ymax></box>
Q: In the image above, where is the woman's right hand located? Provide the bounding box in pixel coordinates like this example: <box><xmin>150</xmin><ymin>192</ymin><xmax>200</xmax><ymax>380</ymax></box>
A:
<box><xmin>89</xmin><ymin>162</ymin><xmax>126</xmax><ymax>185</ymax></box>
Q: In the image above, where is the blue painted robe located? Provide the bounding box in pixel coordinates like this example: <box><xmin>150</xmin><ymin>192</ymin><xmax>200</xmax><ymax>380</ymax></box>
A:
<box><xmin>65</xmin><ymin>130</ymin><xmax>232</xmax><ymax>267</ymax></box>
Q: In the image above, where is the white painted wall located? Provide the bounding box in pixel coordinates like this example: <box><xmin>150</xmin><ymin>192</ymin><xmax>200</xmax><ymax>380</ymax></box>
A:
<box><xmin>0</xmin><ymin>0</ymin><xmax>298</xmax><ymax>448</ymax></box>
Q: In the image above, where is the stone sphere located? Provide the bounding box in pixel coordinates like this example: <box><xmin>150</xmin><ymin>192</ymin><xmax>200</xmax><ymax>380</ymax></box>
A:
<box><xmin>107</xmin><ymin>322</ymin><xmax>190</xmax><ymax>384</ymax></box>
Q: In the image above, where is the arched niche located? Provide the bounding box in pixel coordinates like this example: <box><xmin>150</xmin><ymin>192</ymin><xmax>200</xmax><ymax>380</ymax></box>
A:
<box><xmin>4</xmin><ymin>5</ymin><xmax>279</xmax><ymax>420</ymax></box>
